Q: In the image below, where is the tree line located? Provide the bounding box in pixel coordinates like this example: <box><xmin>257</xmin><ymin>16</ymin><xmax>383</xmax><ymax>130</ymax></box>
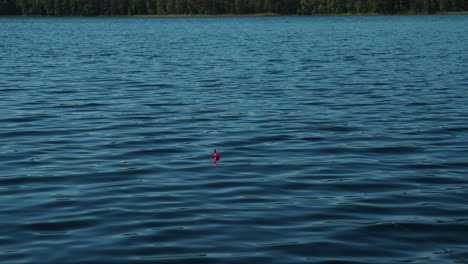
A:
<box><xmin>1</xmin><ymin>0</ymin><xmax>467</xmax><ymax>16</ymax></box>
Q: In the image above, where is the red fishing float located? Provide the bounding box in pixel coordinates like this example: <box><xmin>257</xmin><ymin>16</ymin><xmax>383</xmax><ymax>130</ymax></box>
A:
<box><xmin>213</xmin><ymin>149</ymin><xmax>220</xmax><ymax>165</ymax></box>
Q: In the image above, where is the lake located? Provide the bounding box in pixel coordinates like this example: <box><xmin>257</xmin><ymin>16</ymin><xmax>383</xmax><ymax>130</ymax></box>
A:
<box><xmin>1</xmin><ymin>15</ymin><xmax>468</xmax><ymax>264</ymax></box>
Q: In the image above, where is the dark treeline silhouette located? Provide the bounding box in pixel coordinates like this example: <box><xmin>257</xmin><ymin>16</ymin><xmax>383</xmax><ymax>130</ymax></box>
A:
<box><xmin>1</xmin><ymin>0</ymin><xmax>467</xmax><ymax>16</ymax></box>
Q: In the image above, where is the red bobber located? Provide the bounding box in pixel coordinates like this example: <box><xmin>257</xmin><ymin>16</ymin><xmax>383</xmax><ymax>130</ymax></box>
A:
<box><xmin>213</xmin><ymin>149</ymin><xmax>220</xmax><ymax>162</ymax></box>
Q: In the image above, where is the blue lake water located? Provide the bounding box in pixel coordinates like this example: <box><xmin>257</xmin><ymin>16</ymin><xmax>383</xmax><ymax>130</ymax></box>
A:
<box><xmin>1</xmin><ymin>15</ymin><xmax>468</xmax><ymax>263</ymax></box>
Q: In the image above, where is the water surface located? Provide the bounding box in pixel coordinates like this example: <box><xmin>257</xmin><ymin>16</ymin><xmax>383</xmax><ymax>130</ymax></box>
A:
<box><xmin>1</xmin><ymin>15</ymin><xmax>468</xmax><ymax>263</ymax></box>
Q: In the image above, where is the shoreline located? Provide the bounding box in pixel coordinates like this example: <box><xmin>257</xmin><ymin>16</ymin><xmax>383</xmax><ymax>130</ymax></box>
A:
<box><xmin>133</xmin><ymin>11</ymin><xmax>468</xmax><ymax>17</ymax></box>
<box><xmin>2</xmin><ymin>11</ymin><xmax>467</xmax><ymax>18</ymax></box>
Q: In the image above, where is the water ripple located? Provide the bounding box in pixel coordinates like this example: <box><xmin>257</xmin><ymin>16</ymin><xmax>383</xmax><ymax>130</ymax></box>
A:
<box><xmin>1</xmin><ymin>16</ymin><xmax>468</xmax><ymax>264</ymax></box>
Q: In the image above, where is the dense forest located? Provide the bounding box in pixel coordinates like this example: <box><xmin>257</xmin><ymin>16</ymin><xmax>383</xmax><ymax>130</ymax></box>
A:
<box><xmin>1</xmin><ymin>0</ymin><xmax>467</xmax><ymax>16</ymax></box>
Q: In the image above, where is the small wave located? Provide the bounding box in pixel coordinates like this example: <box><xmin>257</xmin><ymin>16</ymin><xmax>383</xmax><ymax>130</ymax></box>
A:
<box><xmin>24</xmin><ymin>218</ymin><xmax>96</xmax><ymax>232</ymax></box>
<box><xmin>123</xmin><ymin>148</ymin><xmax>184</xmax><ymax>157</ymax></box>
<box><xmin>365</xmin><ymin>146</ymin><xmax>423</xmax><ymax>155</ymax></box>
<box><xmin>318</xmin><ymin>125</ymin><xmax>358</xmax><ymax>132</ymax></box>
<box><xmin>402</xmin><ymin>163</ymin><xmax>450</xmax><ymax>170</ymax></box>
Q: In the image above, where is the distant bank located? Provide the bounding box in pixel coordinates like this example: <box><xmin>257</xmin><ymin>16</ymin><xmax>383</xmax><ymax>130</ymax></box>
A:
<box><xmin>1</xmin><ymin>0</ymin><xmax>467</xmax><ymax>17</ymax></box>
<box><xmin>130</xmin><ymin>11</ymin><xmax>468</xmax><ymax>18</ymax></box>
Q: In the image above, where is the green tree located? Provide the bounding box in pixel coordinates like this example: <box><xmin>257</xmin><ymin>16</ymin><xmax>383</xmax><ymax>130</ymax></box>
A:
<box><xmin>84</xmin><ymin>0</ymin><xmax>98</xmax><ymax>15</ymax></box>
<box><xmin>54</xmin><ymin>0</ymin><xmax>61</xmax><ymax>14</ymax></box>
<box><xmin>100</xmin><ymin>0</ymin><xmax>110</xmax><ymax>15</ymax></box>
<box><xmin>236</xmin><ymin>0</ymin><xmax>246</xmax><ymax>13</ymax></box>
<box><xmin>452</xmin><ymin>0</ymin><xmax>465</xmax><ymax>10</ymax></box>
<box><xmin>424</xmin><ymin>0</ymin><xmax>436</xmax><ymax>12</ymax></box>
<box><xmin>156</xmin><ymin>0</ymin><xmax>165</xmax><ymax>14</ymax></box>
<box><xmin>0</xmin><ymin>0</ymin><xmax>19</xmax><ymax>14</ymax></box>
<box><xmin>439</xmin><ymin>0</ymin><xmax>450</xmax><ymax>11</ymax></box>
<box><xmin>166</xmin><ymin>0</ymin><xmax>174</xmax><ymax>13</ymax></box>
<box><xmin>128</xmin><ymin>0</ymin><xmax>146</xmax><ymax>14</ymax></box>
<box><xmin>145</xmin><ymin>0</ymin><xmax>156</xmax><ymax>14</ymax></box>
<box><xmin>175</xmin><ymin>0</ymin><xmax>185</xmax><ymax>14</ymax></box>
<box><xmin>4</xmin><ymin>0</ymin><xmax>468</xmax><ymax>16</ymax></box>
<box><xmin>15</xmin><ymin>0</ymin><xmax>29</xmax><ymax>15</ymax></box>
<box><xmin>119</xmin><ymin>0</ymin><xmax>129</xmax><ymax>14</ymax></box>
<box><xmin>328</xmin><ymin>0</ymin><xmax>341</xmax><ymax>13</ymax></box>
<box><xmin>109</xmin><ymin>0</ymin><xmax>118</xmax><ymax>15</ymax></box>
<box><xmin>40</xmin><ymin>0</ymin><xmax>54</xmax><ymax>15</ymax></box>
<box><xmin>355</xmin><ymin>0</ymin><xmax>370</xmax><ymax>13</ymax></box>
